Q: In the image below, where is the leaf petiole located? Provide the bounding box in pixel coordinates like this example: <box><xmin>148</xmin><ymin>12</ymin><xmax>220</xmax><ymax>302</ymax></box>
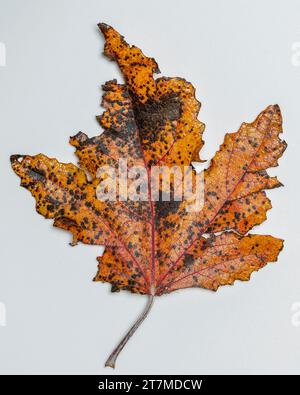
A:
<box><xmin>105</xmin><ymin>295</ymin><xmax>154</xmax><ymax>368</ymax></box>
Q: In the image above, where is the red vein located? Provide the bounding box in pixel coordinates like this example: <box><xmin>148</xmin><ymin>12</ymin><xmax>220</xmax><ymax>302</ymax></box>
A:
<box><xmin>154</xmin><ymin>137</ymin><xmax>176</xmax><ymax>166</ymax></box>
<box><xmin>134</xmin><ymin>129</ymin><xmax>156</xmax><ymax>294</ymax></box>
<box><xmin>163</xmin><ymin>253</ymin><xmax>258</xmax><ymax>290</ymax></box>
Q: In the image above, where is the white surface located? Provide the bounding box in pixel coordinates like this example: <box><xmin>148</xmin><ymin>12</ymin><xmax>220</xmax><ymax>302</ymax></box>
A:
<box><xmin>0</xmin><ymin>0</ymin><xmax>299</xmax><ymax>374</ymax></box>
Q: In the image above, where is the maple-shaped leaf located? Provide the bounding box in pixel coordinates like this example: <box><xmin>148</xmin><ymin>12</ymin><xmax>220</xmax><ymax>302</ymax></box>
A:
<box><xmin>10</xmin><ymin>23</ymin><xmax>286</xmax><ymax>368</ymax></box>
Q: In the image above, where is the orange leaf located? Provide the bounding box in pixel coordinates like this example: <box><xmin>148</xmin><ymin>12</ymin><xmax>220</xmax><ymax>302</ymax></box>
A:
<box><xmin>10</xmin><ymin>24</ymin><xmax>286</xmax><ymax>368</ymax></box>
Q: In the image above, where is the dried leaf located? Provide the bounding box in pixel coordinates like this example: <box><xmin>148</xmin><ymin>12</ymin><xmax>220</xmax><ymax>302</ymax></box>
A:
<box><xmin>10</xmin><ymin>23</ymin><xmax>286</xmax><ymax>367</ymax></box>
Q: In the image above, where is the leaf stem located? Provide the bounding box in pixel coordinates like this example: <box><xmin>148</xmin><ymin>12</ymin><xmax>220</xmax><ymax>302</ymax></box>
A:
<box><xmin>105</xmin><ymin>295</ymin><xmax>154</xmax><ymax>368</ymax></box>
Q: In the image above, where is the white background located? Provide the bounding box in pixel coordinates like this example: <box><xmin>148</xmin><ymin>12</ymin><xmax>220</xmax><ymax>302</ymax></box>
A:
<box><xmin>0</xmin><ymin>0</ymin><xmax>300</xmax><ymax>374</ymax></box>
